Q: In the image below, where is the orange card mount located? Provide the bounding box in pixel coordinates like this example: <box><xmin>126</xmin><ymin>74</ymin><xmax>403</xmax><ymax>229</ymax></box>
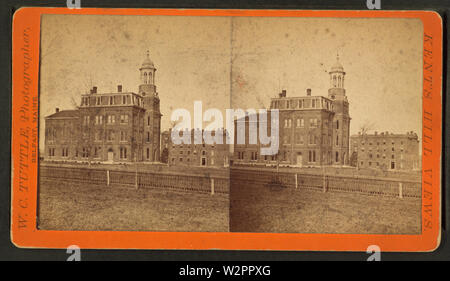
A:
<box><xmin>11</xmin><ymin>8</ymin><xmax>442</xmax><ymax>251</ymax></box>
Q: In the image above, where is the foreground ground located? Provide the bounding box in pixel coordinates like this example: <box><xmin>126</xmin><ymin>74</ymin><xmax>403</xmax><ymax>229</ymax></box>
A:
<box><xmin>38</xmin><ymin>179</ymin><xmax>229</xmax><ymax>232</ymax></box>
<box><xmin>230</xmin><ymin>181</ymin><xmax>421</xmax><ymax>234</ymax></box>
<box><xmin>39</xmin><ymin>175</ymin><xmax>421</xmax><ymax>234</ymax></box>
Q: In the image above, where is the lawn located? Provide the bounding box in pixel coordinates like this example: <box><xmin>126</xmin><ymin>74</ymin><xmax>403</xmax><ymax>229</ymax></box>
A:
<box><xmin>230</xmin><ymin>180</ymin><xmax>421</xmax><ymax>234</ymax></box>
<box><xmin>38</xmin><ymin>179</ymin><xmax>229</xmax><ymax>232</ymax></box>
<box><xmin>38</xmin><ymin>176</ymin><xmax>421</xmax><ymax>234</ymax></box>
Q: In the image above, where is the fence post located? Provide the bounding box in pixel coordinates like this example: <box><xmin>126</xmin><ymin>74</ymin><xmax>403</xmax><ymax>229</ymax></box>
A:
<box><xmin>399</xmin><ymin>182</ymin><xmax>403</xmax><ymax>198</ymax></box>
<box><xmin>295</xmin><ymin>173</ymin><xmax>298</xmax><ymax>189</ymax></box>
<box><xmin>135</xmin><ymin>171</ymin><xmax>139</xmax><ymax>190</ymax></box>
<box><xmin>211</xmin><ymin>178</ymin><xmax>215</xmax><ymax>195</ymax></box>
<box><xmin>107</xmin><ymin>170</ymin><xmax>110</xmax><ymax>186</ymax></box>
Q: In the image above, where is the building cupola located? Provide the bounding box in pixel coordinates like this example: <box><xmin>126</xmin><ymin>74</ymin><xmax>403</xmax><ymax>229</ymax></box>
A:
<box><xmin>139</xmin><ymin>50</ymin><xmax>157</xmax><ymax>96</ymax></box>
<box><xmin>329</xmin><ymin>53</ymin><xmax>345</xmax><ymax>89</ymax></box>
<box><xmin>328</xmin><ymin>53</ymin><xmax>347</xmax><ymax>101</ymax></box>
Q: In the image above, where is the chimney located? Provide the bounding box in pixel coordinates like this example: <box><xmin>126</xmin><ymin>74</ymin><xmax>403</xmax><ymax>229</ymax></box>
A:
<box><xmin>92</xmin><ymin>86</ymin><xmax>97</xmax><ymax>94</ymax></box>
<box><xmin>55</xmin><ymin>108</ymin><xmax>59</xmax><ymax>113</ymax></box>
<box><xmin>118</xmin><ymin>85</ymin><xmax>122</xmax><ymax>92</ymax></box>
<box><xmin>306</xmin><ymin>88</ymin><xmax>311</xmax><ymax>96</ymax></box>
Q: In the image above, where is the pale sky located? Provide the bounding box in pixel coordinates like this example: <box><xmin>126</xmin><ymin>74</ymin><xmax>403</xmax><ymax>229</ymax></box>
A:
<box><xmin>39</xmin><ymin>15</ymin><xmax>423</xmax><ymax>150</ymax></box>
<box><xmin>231</xmin><ymin>17</ymin><xmax>423</xmax><ymax>136</ymax></box>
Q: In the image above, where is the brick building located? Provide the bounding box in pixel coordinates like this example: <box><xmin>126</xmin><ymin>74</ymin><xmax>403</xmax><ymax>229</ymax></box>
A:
<box><xmin>44</xmin><ymin>109</ymin><xmax>80</xmax><ymax>160</ymax></box>
<box><xmin>44</xmin><ymin>52</ymin><xmax>162</xmax><ymax>162</ymax></box>
<box><xmin>167</xmin><ymin>129</ymin><xmax>230</xmax><ymax>168</ymax></box>
<box><xmin>160</xmin><ymin>130</ymin><xmax>170</xmax><ymax>163</ymax></box>
<box><xmin>349</xmin><ymin>131</ymin><xmax>420</xmax><ymax>170</ymax></box>
<box><xmin>233</xmin><ymin>56</ymin><xmax>350</xmax><ymax>167</ymax></box>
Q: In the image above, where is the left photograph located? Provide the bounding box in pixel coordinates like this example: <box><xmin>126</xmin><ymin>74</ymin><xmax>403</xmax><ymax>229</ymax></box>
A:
<box><xmin>38</xmin><ymin>14</ymin><xmax>231</xmax><ymax>232</ymax></box>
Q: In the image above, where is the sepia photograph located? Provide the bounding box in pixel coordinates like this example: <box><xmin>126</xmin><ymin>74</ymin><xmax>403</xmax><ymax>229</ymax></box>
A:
<box><xmin>229</xmin><ymin>17</ymin><xmax>423</xmax><ymax>234</ymax></box>
<box><xmin>38</xmin><ymin>14</ymin><xmax>422</xmax><ymax>235</ymax></box>
<box><xmin>38</xmin><ymin>15</ymin><xmax>232</xmax><ymax>232</ymax></box>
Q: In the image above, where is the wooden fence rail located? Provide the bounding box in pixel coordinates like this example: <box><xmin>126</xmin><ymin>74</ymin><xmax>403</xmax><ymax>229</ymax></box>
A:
<box><xmin>40</xmin><ymin>166</ymin><xmax>229</xmax><ymax>195</ymax></box>
<box><xmin>230</xmin><ymin>168</ymin><xmax>421</xmax><ymax>198</ymax></box>
<box><xmin>39</xmin><ymin>165</ymin><xmax>421</xmax><ymax>198</ymax></box>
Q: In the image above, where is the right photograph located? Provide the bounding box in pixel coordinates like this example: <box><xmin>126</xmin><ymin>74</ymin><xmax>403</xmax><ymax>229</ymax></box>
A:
<box><xmin>229</xmin><ymin>17</ymin><xmax>423</xmax><ymax>234</ymax></box>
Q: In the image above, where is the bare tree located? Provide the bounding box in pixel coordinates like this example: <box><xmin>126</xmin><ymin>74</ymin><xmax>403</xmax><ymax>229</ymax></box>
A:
<box><xmin>169</xmin><ymin>119</ymin><xmax>181</xmax><ymax>129</ymax></box>
<box><xmin>82</xmin><ymin>73</ymin><xmax>95</xmax><ymax>94</ymax></box>
<box><xmin>70</xmin><ymin>96</ymin><xmax>79</xmax><ymax>109</ymax></box>
<box><xmin>359</xmin><ymin>120</ymin><xmax>376</xmax><ymax>135</ymax></box>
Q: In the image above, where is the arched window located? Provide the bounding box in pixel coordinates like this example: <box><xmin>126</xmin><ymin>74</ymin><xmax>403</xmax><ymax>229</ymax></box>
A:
<box><xmin>333</xmin><ymin>75</ymin><xmax>337</xmax><ymax>87</ymax></box>
<box><xmin>336</xmin><ymin>151</ymin><xmax>339</xmax><ymax>163</ymax></box>
<box><xmin>143</xmin><ymin>72</ymin><xmax>148</xmax><ymax>84</ymax></box>
<box><xmin>148</xmin><ymin>72</ymin><xmax>152</xmax><ymax>84</ymax></box>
